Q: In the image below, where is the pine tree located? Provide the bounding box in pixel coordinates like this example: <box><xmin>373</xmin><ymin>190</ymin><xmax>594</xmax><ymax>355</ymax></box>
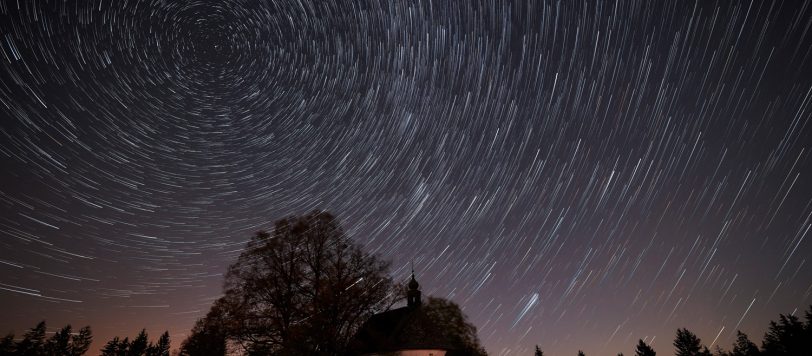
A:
<box><xmin>806</xmin><ymin>305</ymin><xmax>812</xmax><ymax>332</ymax></box>
<box><xmin>128</xmin><ymin>329</ymin><xmax>149</xmax><ymax>356</ymax></box>
<box><xmin>730</xmin><ymin>331</ymin><xmax>759</xmax><ymax>356</ymax></box>
<box><xmin>0</xmin><ymin>333</ymin><xmax>15</xmax><ymax>354</ymax></box>
<box><xmin>762</xmin><ymin>314</ymin><xmax>805</xmax><ymax>355</ymax></box>
<box><xmin>70</xmin><ymin>326</ymin><xmax>93</xmax><ymax>356</ymax></box>
<box><xmin>46</xmin><ymin>324</ymin><xmax>72</xmax><ymax>355</ymax></box>
<box><xmin>146</xmin><ymin>331</ymin><xmax>170</xmax><ymax>356</ymax></box>
<box><xmin>534</xmin><ymin>345</ymin><xmax>544</xmax><ymax>356</ymax></box>
<box><xmin>16</xmin><ymin>321</ymin><xmax>47</xmax><ymax>356</ymax></box>
<box><xmin>577</xmin><ymin>351</ymin><xmax>586</xmax><ymax>356</ymax></box>
<box><xmin>635</xmin><ymin>339</ymin><xmax>656</xmax><ymax>356</ymax></box>
<box><xmin>101</xmin><ymin>336</ymin><xmax>124</xmax><ymax>356</ymax></box>
<box><xmin>674</xmin><ymin>328</ymin><xmax>703</xmax><ymax>356</ymax></box>
<box><xmin>102</xmin><ymin>330</ymin><xmax>171</xmax><ymax>356</ymax></box>
<box><xmin>712</xmin><ymin>345</ymin><xmax>730</xmax><ymax>356</ymax></box>
<box><xmin>0</xmin><ymin>322</ymin><xmax>91</xmax><ymax>356</ymax></box>
<box><xmin>699</xmin><ymin>346</ymin><xmax>712</xmax><ymax>356</ymax></box>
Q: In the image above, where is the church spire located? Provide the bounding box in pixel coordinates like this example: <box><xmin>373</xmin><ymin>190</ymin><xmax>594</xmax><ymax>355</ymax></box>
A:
<box><xmin>407</xmin><ymin>267</ymin><xmax>421</xmax><ymax>307</ymax></box>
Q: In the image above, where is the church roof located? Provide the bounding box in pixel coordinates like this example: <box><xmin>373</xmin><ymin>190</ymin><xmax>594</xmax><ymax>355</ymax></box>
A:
<box><xmin>346</xmin><ymin>305</ymin><xmax>466</xmax><ymax>355</ymax></box>
<box><xmin>347</xmin><ymin>273</ymin><xmax>479</xmax><ymax>356</ymax></box>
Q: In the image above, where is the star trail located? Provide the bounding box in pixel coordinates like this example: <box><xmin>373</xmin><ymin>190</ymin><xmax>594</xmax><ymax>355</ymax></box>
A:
<box><xmin>1</xmin><ymin>0</ymin><xmax>812</xmax><ymax>355</ymax></box>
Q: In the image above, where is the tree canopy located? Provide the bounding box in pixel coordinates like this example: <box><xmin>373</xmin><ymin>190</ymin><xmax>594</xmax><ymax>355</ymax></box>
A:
<box><xmin>179</xmin><ymin>298</ymin><xmax>229</xmax><ymax>356</ymax></box>
<box><xmin>420</xmin><ymin>297</ymin><xmax>488</xmax><ymax>356</ymax></box>
<box><xmin>198</xmin><ymin>210</ymin><xmax>399</xmax><ymax>355</ymax></box>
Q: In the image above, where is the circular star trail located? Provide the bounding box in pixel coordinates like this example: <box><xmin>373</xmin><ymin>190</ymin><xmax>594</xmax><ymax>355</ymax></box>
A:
<box><xmin>1</xmin><ymin>1</ymin><xmax>812</xmax><ymax>354</ymax></box>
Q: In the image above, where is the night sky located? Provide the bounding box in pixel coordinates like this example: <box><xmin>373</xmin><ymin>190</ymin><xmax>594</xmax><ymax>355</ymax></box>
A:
<box><xmin>1</xmin><ymin>0</ymin><xmax>812</xmax><ymax>355</ymax></box>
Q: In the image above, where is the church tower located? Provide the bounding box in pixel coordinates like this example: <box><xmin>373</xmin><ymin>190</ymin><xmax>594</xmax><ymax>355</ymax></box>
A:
<box><xmin>407</xmin><ymin>270</ymin><xmax>421</xmax><ymax>307</ymax></box>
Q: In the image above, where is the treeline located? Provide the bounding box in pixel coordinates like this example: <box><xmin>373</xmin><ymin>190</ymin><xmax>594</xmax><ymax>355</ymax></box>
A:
<box><xmin>0</xmin><ymin>321</ymin><xmax>168</xmax><ymax>356</ymax></box>
<box><xmin>535</xmin><ymin>305</ymin><xmax>812</xmax><ymax>356</ymax></box>
<box><xmin>0</xmin><ymin>322</ymin><xmax>90</xmax><ymax>356</ymax></box>
<box><xmin>100</xmin><ymin>330</ymin><xmax>170</xmax><ymax>356</ymax></box>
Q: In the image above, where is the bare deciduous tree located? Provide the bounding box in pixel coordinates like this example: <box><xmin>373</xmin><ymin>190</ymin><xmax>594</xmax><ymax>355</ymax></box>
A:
<box><xmin>216</xmin><ymin>210</ymin><xmax>399</xmax><ymax>355</ymax></box>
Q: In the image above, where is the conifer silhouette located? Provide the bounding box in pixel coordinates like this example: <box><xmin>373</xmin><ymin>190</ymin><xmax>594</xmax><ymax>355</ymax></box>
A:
<box><xmin>635</xmin><ymin>339</ymin><xmax>656</xmax><ymax>356</ymax></box>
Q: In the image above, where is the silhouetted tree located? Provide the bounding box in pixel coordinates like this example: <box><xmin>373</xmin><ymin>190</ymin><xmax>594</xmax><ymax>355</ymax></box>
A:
<box><xmin>0</xmin><ymin>333</ymin><xmax>15</xmax><ymax>354</ymax></box>
<box><xmin>128</xmin><ymin>330</ymin><xmax>149</xmax><ymax>356</ymax></box>
<box><xmin>15</xmin><ymin>321</ymin><xmax>46</xmax><ymax>356</ymax></box>
<box><xmin>712</xmin><ymin>345</ymin><xmax>729</xmax><ymax>356</ymax></box>
<box><xmin>0</xmin><ymin>322</ymin><xmax>92</xmax><ymax>356</ymax></box>
<box><xmin>146</xmin><ymin>331</ymin><xmax>170</xmax><ymax>356</ymax></box>
<box><xmin>119</xmin><ymin>337</ymin><xmax>131</xmax><ymax>356</ymax></box>
<box><xmin>577</xmin><ymin>351</ymin><xmax>585</xmax><ymax>356</ymax></box>
<box><xmin>179</xmin><ymin>299</ymin><xmax>228</xmax><ymax>356</ymax></box>
<box><xmin>730</xmin><ymin>331</ymin><xmax>759</xmax><ymax>356</ymax></box>
<box><xmin>761</xmin><ymin>312</ymin><xmax>808</xmax><ymax>356</ymax></box>
<box><xmin>71</xmin><ymin>326</ymin><xmax>93</xmax><ymax>356</ymax></box>
<box><xmin>674</xmin><ymin>328</ymin><xmax>704</xmax><ymax>356</ymax></box>
<box><xmin>419</xmin><ymin>297</ymin><xmax>487</xmax><ymax>356</ymax></box>
<box><xmin>45</xmin><ymin>325</ymin><xmax>72</xmax><ymax>355</ymax></box>
<box><xmin>217</xmin><ymin>211</ymin><xmax>399</xmax><ymax>355</ymax></box>
<box><xmin>100</xmin><ymin>336</ymin><xmax>125</xmax><ymax>356</ymax></box>
<box><xmin>806</xmin><ymin>306</ymin><xmax>812</xmax><ymax>332</ymax></box>
<box><xmin>635</xmin><ymin>339</ymin><xmax>656</xmax><ymax>356</ymax></box>
<box><xmin>534</xmin><ymin>345</ymin><xmax>544</xmax><ymax>356</ymax></box>
<box><xmin>100</xmin><ymin>330</ymin><xmax>169</xmax><ymax>356</ymax></box>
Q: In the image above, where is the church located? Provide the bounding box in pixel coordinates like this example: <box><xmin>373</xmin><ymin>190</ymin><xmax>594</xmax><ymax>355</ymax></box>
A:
<box><xmin>346</xmin><ymin>273</ymin><xmax>477</xmax><ymax>356</ymax></box>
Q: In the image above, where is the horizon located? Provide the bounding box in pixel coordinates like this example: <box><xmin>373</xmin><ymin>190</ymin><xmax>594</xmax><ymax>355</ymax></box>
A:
<box><xmin>2</xmin><ymin>0</ymin><xmax>812</xmax><ymax>355</ymax></box>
